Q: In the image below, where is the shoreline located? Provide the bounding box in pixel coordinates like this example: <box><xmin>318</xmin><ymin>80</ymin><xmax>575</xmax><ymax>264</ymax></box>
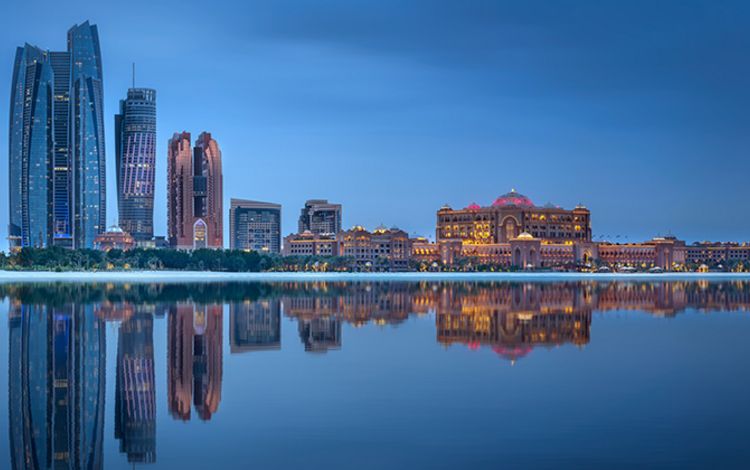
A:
<box><xmin>1</xmin><ymin>270</ymin><xmax>749</xmax><ymax>283</ymax></box>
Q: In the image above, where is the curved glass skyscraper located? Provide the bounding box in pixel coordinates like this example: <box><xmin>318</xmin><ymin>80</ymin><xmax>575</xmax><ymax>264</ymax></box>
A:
<box><xmin>8</xmin><ymin>21</ymin><xmax>105</xmax><ymax>250</ymax></box>
<box><xmin>115</xmin><ymin>88</ymin><xmax>157</xmax><ymax>241</ymax></box>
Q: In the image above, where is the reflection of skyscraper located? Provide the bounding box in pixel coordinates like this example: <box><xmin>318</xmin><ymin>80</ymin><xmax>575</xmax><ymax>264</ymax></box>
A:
<box><xmin>167</xmin><ymin>303</ymin><xmax>223</xmax><ymax>421</ymax></box>
<box><xmin>115</xmin><ymin>309</ymin><xmax>156</xmax><ymax>463</ymax></box>
<box><xmin>8</xmin><ymin>302</ymin><xmax>106</xmax><ymax>469</ymax></box>
<box><xmin>230</xmin><ymin>300</ymin><xmax>281</xmax><ymax>353</ymax></box>
<box><xmin>298</xmin><ymin>316</ymin><xmax>341</xmax><ymax>353</ymax></box>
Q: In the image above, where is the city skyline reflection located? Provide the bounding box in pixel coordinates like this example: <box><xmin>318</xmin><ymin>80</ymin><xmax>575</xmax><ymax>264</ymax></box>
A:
<box><xmin>4</xmin><ymin>280</ymin><xmax>750</xmax><ymax>467</ymax></box>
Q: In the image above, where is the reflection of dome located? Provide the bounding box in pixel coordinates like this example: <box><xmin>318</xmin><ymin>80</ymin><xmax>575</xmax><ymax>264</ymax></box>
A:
<box><xmin>493</xmin><ymin>345</ymin><xmax>533</xmax><ymax>362</ymax></box>
<box><xmin>492</xmin><ymin>189</ymin><xmax>534</xmax><ymax>208</ymax></box>
<box><xmin>465</xmin><ymin>202</ymin><xmax>481</xmax><ymax>211</ymax></box>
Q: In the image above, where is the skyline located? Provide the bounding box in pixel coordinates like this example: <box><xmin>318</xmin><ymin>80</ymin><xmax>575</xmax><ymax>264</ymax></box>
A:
<box><xmin>3</xmin><ymin>1</ymin><xmax>750</xmax><ymax>249</ymax></box>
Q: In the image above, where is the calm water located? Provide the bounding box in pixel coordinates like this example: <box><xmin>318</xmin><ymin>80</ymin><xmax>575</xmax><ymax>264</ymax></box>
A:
<box><xmin>0</xmin><ymin>280</ymin><xmax>749</xmax><ymax>469</ymax></box>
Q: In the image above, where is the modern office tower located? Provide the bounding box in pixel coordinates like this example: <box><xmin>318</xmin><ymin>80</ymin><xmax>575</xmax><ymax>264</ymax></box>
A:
<box><xmin>167</xmin><ymin>132</ymin><xmax>223</xmax><ymax>249</ymax></box>
<box><xmin>8</xmin><ymin>21</ymin><xmax>106</xmax><ymax>250</ymax></box>
<box><xmin>229</xmin><ymin>300</ymin><xmax>281</xmax><ymax>353</ymax></box>
<box><xmin>167</xmin><ymin>303</ymin><xmax>223</xmax><ymax>421</ymax></box>
<box><xmin>115</xmin><ymin>88</ymin><xmax>156</xmax><ymax>241</ymax></box>
<box><xmin>298</xmin><ymin>199</ymin><xmax>342</xmax><ymax>235</ymax></box>
<box><xmin>229</xmin><ymin>199</ymin><xmax>281</xmax><ymax>253</ymax></box>
<box><xmin>8</xmin><ymin>303</ymin><xmax>106</xmax><ymax>470</ymax></box>
<box><xmin>115</xmin><ymin>310</ymin><xmax>156</xmax><ymax>464</ymax></box>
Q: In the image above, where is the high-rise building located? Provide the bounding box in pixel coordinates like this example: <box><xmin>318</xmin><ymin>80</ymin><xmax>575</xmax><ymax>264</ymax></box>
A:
<box><xmin>167</xmin><ymin>132</ymin><xmax>223</xmax><ymax>249</ymax></box>
<box><xmin>229</xmin><ymin>199</ymin><xmax>281</xmax><ymax>253</ymax></box>
<box><xmin>115</xmin><ymin>88</ymin><xmax>156</xmax><ymax>241</ymax></box>
<box><xmin>8</xmin><ymin>21</ymin><xmax>106</xmax><ymax>250</ymax></box>
<box><xmin>298</xmin><ymin>199</ymin><xmax>342</xmax><ymax>235</ymax></box>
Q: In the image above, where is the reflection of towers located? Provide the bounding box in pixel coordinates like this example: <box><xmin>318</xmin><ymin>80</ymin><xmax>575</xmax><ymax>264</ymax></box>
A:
<box><xmin>8</xmin><ymin>302</ymin><xmax>106</xmax><ymax>470</ymax></box>
<box><xmin>298</xmin><ymin>316</ymin><xmax>341</xmax><ymax>353</ymax></box>
<box><xmin>167</xmin><ymin>303</ymin><xmax>223</xmax><ymax>421</ymax></box>
<box><xmin>230</xmin><ymin>300</ymin><xmax>281</xmax><ymax>353</ymax></box>
<box><xmin>115</xmin><ymin>310</ymin><xmax>156</xmax><ymax>463</ymax></box>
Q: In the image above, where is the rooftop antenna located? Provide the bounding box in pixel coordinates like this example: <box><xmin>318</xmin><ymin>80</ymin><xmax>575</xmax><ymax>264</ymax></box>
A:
<box><xmin>132</xmin><ymin>62</ymin><xmax>135</xmax><ymax>88</ymax></box>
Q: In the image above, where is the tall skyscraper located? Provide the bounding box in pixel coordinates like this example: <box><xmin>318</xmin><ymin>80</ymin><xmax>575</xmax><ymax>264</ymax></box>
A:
<box><xmin>298</xmin><ymin>199</ymin><xmax>342</xmax><ymax>235</ymax></box>
<box><xmin>229</xmin><ymin>199</ymin><xmax>281</xmax><ymax>253</ymax></box>
<box><xmin>115</xmin><ymin>88</ymin><xmax>156</xmax><ymax>242</ymax></box>
<box><xmin>8</xmin><ymin>21</ymin><xmax>106</xmax><ymax>250</ymax></box>
<box><xmin>167</xmin><ymin>132</ymin><xmax>223</xmax><ymax>249</ymax></box>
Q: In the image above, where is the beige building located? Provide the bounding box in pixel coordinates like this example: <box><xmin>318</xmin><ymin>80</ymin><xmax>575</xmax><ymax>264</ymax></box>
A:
<box><xmin>337</xmin><ymin>226</ymin><xmax>412</xmax><ymax>271</ymax></box>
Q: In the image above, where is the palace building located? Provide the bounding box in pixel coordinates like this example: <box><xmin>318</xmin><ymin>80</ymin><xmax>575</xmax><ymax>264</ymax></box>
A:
<box><xmin>436</xmin><ymin>189</ymin><xmax>592</xmax><ymax>245</ymax></box>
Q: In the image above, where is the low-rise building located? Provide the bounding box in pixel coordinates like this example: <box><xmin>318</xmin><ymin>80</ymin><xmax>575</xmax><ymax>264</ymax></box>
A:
<box><xmin>282</xmin><ymin>231</ymin><xmax>340</xmax><ymax>257</ymax></box>
<box><xmin>94</xmin><ymin>226</ymin><xmax>136</xmax><ymax>252</ymax></box>
<box><xmin>338</xmin><ymin>226</ymin><xmax>412</xmax><ymax>271</ymax></box>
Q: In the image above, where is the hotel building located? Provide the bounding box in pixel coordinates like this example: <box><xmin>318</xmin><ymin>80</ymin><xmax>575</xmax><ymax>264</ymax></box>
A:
<box><xmin>167</xmin><ymin>132</ymin><xmax>223</xmax><ymax>249</ymax></box>
<box><xmin>431</xmin><ymin>190</ymin><xmax>595</xmax><ymax>268</ymax></box>
<box><xmin>229</xmin><ymin>199</ymin><xmax>281</xmax><ymax>253</ymax></box>
<box><xmin>338</xmin><ymin>226</ymin><xmax>412</xmax><ymax>271</ymax></box>
<box><xmin>282</xmin><ymin>231</ymin><xmax>340</xmax><ymax>257</ymax></box>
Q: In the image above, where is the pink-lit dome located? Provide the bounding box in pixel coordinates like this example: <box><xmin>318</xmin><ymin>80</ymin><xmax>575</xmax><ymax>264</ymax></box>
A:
<box><xmin>492</xmin><ymin>189</ymin><xmax>534</xmax><ymax>208</ymax></box>
<box><xmin>465</xmin><ymin>202</ymin><xmax>481</xmax><ymax>211</ymax></box>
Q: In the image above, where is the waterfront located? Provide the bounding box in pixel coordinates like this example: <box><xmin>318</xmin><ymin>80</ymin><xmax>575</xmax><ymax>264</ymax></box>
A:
<box><xmin>1</xmin><ymin>280</ymin><xmax>749</xmax><ymax>469</ymax></box>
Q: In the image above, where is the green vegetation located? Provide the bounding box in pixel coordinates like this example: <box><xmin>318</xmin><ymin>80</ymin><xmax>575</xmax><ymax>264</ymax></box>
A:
<box><xmin>0</xmin><ymin>247</ymin><xmax>355</xmax><ymax>273</ymax></box>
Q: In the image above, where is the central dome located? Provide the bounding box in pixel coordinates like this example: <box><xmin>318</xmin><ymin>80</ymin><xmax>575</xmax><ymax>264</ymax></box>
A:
<box><xmin>492</xmin><ymin>189</ymin><xmax>534</xmax><ymax>208</ymax></box>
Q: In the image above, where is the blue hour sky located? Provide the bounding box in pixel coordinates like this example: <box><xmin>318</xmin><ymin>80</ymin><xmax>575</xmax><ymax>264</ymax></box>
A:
<box><xmin>1</xmin><ymin>0</ymin><xmax>749</xmax><ymax>246</ymax></box>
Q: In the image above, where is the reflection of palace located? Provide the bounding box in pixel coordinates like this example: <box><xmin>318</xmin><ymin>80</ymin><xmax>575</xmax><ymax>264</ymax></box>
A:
<box><xmin>230</xmin><ymin>300</ymin><xmax>281</xmax><ymax>353</ymax></box>
<box><xmin>115</xmin><ymin>309</ymin><xmax>156</xmax><ymax>463</ymax></box>
<box><xmin>168</xmin><ymin>304</ymin><xmax>223</xmax><ymax>421</ymax></box>
<box><xmin>8</xmin><ymin>303</ymin><xmax>106</xmax><ymax>470</ymax></box>
<box><xmin>435</xmin><ymin>284</ymin><xmax>592</xmax><ymax>362</ymax></box>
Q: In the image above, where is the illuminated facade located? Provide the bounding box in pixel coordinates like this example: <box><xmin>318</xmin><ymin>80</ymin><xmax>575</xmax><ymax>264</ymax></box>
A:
<box><xmin>115</xmin><ymin>88</ymin><xmax>157</xmax><ymax>241</ymax></box>
<box><xmin>282</xmin><ymin>231</ymin><xmax>340</xmax><ymax>256</ymax></box>
<box><xmin>229</xmin><ymin>199</ymin><xmax>281</xmax><ymax>253</ymax></box>
<box><xmin>8</xmin><ymin>21</ymin><xmax>106</xmax><ymax>250</ymax></box>
<box><xmin>167</xmin><ymin>132</ymin><xmax>223</xmax><ymax>249</ymax></box>
<box><xmin>93</xmin><ymin>225</ymin><xmax>136</xmax><ymax>251</ymax></box>
<box><xmin>437</xmin><ymin>190</ymin><xmax>591</xmax><ymax>245</ymax></box>
<box><xmin>338</xmin><ymin>226</ymin><xmax>412</xmax><ymax>271</ymax></box>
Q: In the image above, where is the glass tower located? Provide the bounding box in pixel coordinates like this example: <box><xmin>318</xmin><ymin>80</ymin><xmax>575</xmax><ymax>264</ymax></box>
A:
<box><xmin>8</xmin><ymin>21</ymin><xmax>106</xmax><ymax>250</ymax></box>
<box><xmin>115</xmin><ymin>88</ymin><xmax>157</xmax><ymax>241</ymax></box>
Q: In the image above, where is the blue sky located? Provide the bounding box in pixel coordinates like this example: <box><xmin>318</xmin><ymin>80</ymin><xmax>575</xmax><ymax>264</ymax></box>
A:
<box><xmin>2</xmin><ymin>0</ymin><xmax>749</xmax><ymax>246</ymax></box>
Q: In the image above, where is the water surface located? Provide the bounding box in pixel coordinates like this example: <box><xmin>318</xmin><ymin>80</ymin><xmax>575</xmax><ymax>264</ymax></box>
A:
<box><xmin>1</xmin><ymin>280</ymin><xmax>748</xmax><ymax>469</ymax></box>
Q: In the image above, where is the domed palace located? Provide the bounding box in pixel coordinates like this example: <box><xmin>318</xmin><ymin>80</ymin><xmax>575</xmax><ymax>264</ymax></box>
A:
<box><xmin>437</xmin><ymin>189</ymin><xmax>592</xmax><ymax>244</ymax></box>
<box><xmin>433</xmin><ymin>190</ymin><xmax>595</xmax><ymax>268</ymax></box>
